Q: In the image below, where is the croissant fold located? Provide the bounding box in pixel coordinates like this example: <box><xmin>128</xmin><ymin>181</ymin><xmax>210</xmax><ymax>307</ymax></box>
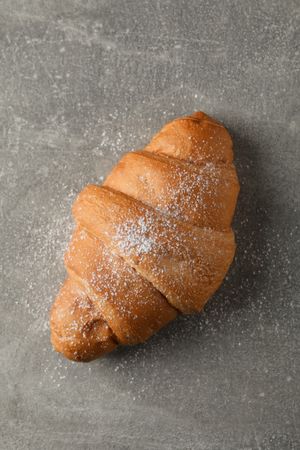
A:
<box><xmin>50</xmin><ymin>112</ymin><xmax>239</xmax><ymax>361</ymax></box>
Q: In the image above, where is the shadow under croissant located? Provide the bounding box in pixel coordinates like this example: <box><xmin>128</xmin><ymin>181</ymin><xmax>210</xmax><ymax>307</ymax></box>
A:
<box><xmin>93</xmin><ymin>117</ymin><xmax>279</xmax><ymax>365</ymax></box>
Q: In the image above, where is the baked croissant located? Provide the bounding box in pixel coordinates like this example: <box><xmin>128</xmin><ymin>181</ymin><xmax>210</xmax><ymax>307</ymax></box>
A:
<box><xmin>50</xmin><ymin>112</ymin><xmax>239</xmax><ymax>362</ymax></box>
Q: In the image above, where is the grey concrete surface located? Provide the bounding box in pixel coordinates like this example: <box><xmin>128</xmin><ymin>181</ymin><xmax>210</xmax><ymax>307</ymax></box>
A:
<box><xmin>0</xmin><ymin>1</ymin><xmax>299</xmax><ymax>449</ymax></box>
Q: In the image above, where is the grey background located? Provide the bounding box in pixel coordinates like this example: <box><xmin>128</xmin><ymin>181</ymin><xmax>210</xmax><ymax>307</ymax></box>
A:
<box><xmin>0</xmin><ymin>1</ymin><xmax>299</xmax><ymax>449</ymax></box>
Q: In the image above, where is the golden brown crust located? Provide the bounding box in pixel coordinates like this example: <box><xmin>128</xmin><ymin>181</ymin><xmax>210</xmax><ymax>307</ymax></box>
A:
<box><xmin>64</xmin><ymin>227</ymin><xmax>177</xmax><ymax>345</ymax></box>
<box><xmin>72</xmin><ymin>185</ymin><xmax>235</xmax><ymax>313</ymax></box>
<box><xmin>50</xmin><ymin>278</ymin><xmax>117</xmax><ymax>362</ymax></box>
<box><xmin>104</xmin><ymin>150</ymin><xmax>239</xmax><ymax>230</ymax></box>
<box><xmin>145</xmin><ymin>112</ymin><xmax>233</xmax><ymax>164</ymax></box>
<box><xmin>50</xmin><ymin>111</ymin><xmax>239</xmax><ymax>361</ymax></box>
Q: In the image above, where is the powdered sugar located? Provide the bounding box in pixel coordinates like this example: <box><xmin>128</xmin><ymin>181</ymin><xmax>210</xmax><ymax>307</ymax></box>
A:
<box><xmin>115</xmin><ymin>214</ymin><xmax>156</xmax><ymax>257</ymax></box>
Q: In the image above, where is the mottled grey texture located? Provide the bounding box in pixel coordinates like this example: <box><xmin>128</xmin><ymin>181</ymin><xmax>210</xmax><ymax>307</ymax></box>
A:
<box><xmin>0</xmin><ymin>1</ymin><xmax>299</xmax><ymax>449</ymax></box>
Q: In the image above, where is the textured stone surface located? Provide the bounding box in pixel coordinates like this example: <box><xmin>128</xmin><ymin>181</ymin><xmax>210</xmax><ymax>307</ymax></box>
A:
<box><xmin>0</xmin><ymin>1</ymin><xmax>299</xmax><ymax>449</ymax></box>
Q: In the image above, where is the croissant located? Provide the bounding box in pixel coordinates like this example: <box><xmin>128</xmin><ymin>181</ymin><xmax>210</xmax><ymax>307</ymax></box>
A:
<box><xmin>50</xmin><ymin>112</ymin><xmax>239</xmax><ymax>362</ymax></box>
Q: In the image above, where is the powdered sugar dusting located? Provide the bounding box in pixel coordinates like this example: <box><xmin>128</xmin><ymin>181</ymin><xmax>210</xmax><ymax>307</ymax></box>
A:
<box><xmin>115</xmin><ymin>214</ymin><xmax>156</xmax><ymax>257</ymax></box>
<box><xmin>14</xmin><ymin>188</ymin><xmax>76</xmax><ymax>334</ymax></box>
<box><xmin>155</xmin><ymin>159</ymin><xmax>233</xmax><ymax>224</ymax></box>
